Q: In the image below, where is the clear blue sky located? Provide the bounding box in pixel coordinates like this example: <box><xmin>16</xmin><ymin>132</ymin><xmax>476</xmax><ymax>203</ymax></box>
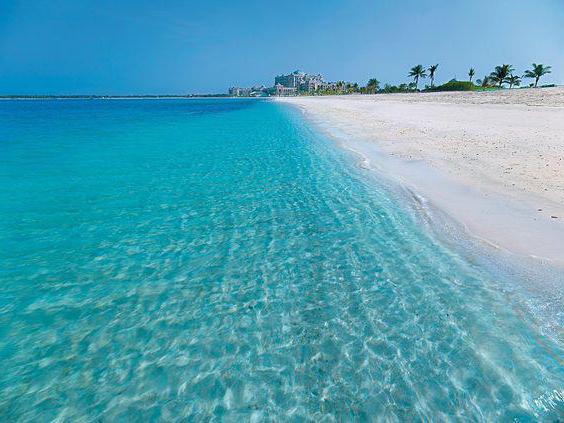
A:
<box><xmin>1</xmin><ymin>0</ymin><xmax>562</xmax><ymax>94</ymax></box>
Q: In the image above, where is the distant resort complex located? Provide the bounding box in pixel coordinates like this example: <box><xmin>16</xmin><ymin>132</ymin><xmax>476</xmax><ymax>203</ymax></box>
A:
<box><xmin>229</xmin><ymin>70</ymin><xmax>350</xmax><ymax>97</ymax></box>
<box><xmin>229</xmin><ymin>64</ymin><xmax>554</xmax><ymax>97</ymax></box>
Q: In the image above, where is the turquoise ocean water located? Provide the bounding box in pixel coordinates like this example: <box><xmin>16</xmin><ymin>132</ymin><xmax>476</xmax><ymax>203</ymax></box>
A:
<box><xmin>0</xmin><ymin>99</ymin><xmax>562</xmax><ymax>420</ymax></box>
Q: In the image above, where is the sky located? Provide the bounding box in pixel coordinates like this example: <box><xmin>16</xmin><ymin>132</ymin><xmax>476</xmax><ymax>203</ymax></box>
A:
<box><xmin>1</xmin><ymin>0</ymin><xmax>563</xmax><ymax>95</ymax></box>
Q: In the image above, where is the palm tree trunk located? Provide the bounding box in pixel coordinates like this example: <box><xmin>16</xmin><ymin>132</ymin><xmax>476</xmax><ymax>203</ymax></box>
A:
<box><xmin>535</xmin><ymin>77</ymin><xmax>539</xmax><ymax>88</ymax></box>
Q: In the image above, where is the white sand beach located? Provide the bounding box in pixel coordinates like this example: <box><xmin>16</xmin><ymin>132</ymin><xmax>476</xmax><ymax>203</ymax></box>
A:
<box><xmin>278</xmin><ymin>88</ymin><xmax>564</xmax><ymax>267</ymax></box>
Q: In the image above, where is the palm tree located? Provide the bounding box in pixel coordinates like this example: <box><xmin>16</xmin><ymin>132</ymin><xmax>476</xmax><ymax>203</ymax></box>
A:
<box><xmin>366</xmin><ymin>78</ymin><xmax>380</xmax><ymax>94</ymax></box>
<box><xmin>505</xmin><ymin>74</ymin><xmax>521</xmax><ymax>89</ymax></box>
<box><xmin>476</xmin><ymin>76</ymin><xmax>490</xmax><ymax>87</ymax></box>
<box><xmin>336</xmin><ymin>81</ymin><xmax>344</xmax><ymax>93</ymax></box>
<box><xmin>428</xmin><ymin>64</ymin><xmax>439</xmax><ymax>87</ymax></box>
<box><xmin>523</xmin><ymin>63</ymin><xmax>552</xmax><ymax>88</ymax></box>
<box><xmin>468</xmin><ymin>67</ymin><xmax>475</xmax><ymax>83</ymax></box>
<box><xmin>489</xmin><ymin>64</ymin><xmax>514</xmax><ymax>88</ymax></box>
<box><xmin>409</xmin><ymin>65</ymin><xmax>426</xmax><ymax>90</ymax></box>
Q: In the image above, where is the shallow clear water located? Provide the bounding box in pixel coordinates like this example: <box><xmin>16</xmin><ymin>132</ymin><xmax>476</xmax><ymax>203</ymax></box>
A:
<box><xmin>0</xmin><ymin>99</ymin><xmax>562</xmax><ymax>421</ymax></box>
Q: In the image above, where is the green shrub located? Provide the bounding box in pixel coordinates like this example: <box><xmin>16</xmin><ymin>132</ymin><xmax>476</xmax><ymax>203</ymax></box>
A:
<box><xmin>425</xmin><ymin>80</ymin><xmax>477</xmax><ymax>92</ymax></box>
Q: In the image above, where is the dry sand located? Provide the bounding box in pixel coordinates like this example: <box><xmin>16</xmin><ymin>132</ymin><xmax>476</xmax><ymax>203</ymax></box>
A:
<box><xmin>277</xmin><ymin>88</ymin><xmax>564</xmax><ymax>267</ymax></box>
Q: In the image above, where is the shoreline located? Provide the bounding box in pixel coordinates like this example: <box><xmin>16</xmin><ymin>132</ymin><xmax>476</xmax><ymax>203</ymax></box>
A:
<box><xmin>276</xmin><ymin>89</ymin><xmax>564</xmax><ymax>270</ymax></box>
<box><xmin>279</xmin><ymin>95</ymin><xmax>564</xmax><ymax>337</ymax></box>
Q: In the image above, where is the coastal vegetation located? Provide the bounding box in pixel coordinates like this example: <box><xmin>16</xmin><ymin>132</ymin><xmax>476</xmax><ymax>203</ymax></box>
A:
<box><xmin>428</xmin><ymin>64</ymin><xmax>439</xmax><ymax>88</ymax></box>
<box><xmin>383</xmin><ymin>83</ymin><xmax>416</xmax><ymax>93</ymax></box>
<box><xmin>365</xmin><ymin>78</ymin><xmax>380</xmax><ymax>94</ymax></box>
<box><xmin>371</xmin><ymin>62</ymin><xmax>553</xmax><ymax>93</ymax></box>
<box><xmin>408</xmin><ymin>65</ymin><xmax>427</xmax><ymax>89</ymax></box>
<box><xmin>426</xmin><ymin>80</ymin><xmax>478</xmax><ymax>92</ymax></box>
<box><xmin>476</xmin><ymin>76</ymin><xmax>490</xmax><ymax>87</ymax></box>
<box><xmin>489</xmin><ymin>64</ymin><xmax>514</xmax><ymax>88</ymax></box>
<box><xmin>524</xmin><ymin>63</ymin><xmax>552</xmax><ymax>88</ymax></box>
<box><xmin>506</xmin><ymin>74</ymin><xmax>521</xmax><ymax>89</ymax></box>
<box><xmin>252</xmin><ymin>62</ymin><xmax>555</xmax><ymax>97</ymax></box>
<box><xmin>468</xmin><ymin>68</ymin><xmax>475</xmax><ymax>82</ymax></box>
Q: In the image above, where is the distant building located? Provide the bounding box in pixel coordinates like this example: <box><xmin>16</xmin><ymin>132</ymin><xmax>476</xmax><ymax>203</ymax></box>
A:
<box><xmin>228</xmin><ymin>87</ymin><xmax>252</xmax><ymax>97</ymax></box>
<box><xmin>320</xmin><ymin>82</ymin><xmax>340</xmax><ymax>92</ymax></box>
<box><xmin>274</xmin><ymin>70</ymin><xmax>324</xmax><ymax>94</ymax></box>
<box><xmin>250</xmin><ymin>85</ymin><xmax>268</xmax><ymax>97</ymax></box>
<box><xmin>274</xmin><ymin>84</ymin><xmax>297</xmax><ymax>96</ymax></box>
<box><xmin>274</xmin><ymin>71</ymin><xmax>302</xmax><ymax>89</ymax></box>
<box><xmin>230</xmin><ymin>71</ymin><xmax>327</xmax><ymax>97</ymax></box>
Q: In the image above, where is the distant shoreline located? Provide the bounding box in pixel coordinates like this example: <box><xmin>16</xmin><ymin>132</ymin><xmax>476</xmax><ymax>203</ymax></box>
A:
<box><xmin>2</xmin><ymin>84</ymin><xmax>560</xmax><ymax>101</ymax></box>
<box><xmin>0</xmin><ymin>95</ymin><xmax>231</xmax><ymax>100</ymax></box>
